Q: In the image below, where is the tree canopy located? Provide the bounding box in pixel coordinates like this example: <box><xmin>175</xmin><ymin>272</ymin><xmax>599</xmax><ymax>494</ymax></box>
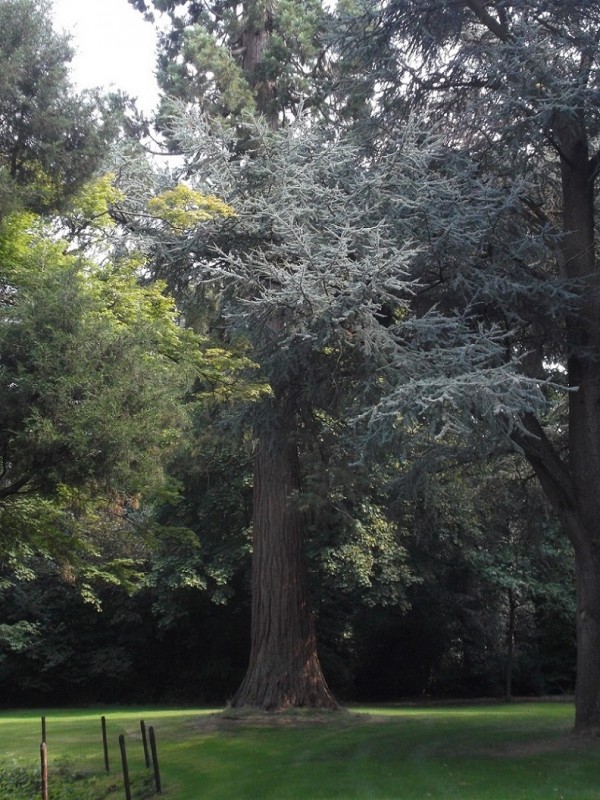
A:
<box><xmin>335</xmin><ymin>0</ymin><xmax>600</xmax><ymax>733</ymax></box>
<box><xmin>0</xmin><ymin>197</ymin><xmax>194</xmax><ymax>560</ymax></box>
<box><xmin>0</xmin><ymin>0</ymin><xmax>589</xmax><ymax>724</ymax></box>
<box><xmin>0</xmin><ymin>0</ymin><xmax>121</xmax><ymax>219</ymax></box>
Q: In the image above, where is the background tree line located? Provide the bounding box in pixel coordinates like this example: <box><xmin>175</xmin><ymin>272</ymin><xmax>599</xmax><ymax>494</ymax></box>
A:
<box><xmin>0</xmin><ymin>448</ymin><xmax>575</xmax><ymax>705</ymax></box>
<box><xmin>0</xmin><ymin>0</ymin><xmax>590</xmax><ymax>728</ymax></box>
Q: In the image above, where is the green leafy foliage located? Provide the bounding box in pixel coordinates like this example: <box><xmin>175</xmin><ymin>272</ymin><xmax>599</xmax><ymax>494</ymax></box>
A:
<box><xmin>0</xmin><ymin>195</ymin><xmax>213</xmax><ymax>569</ymax></box>
<box><xmin>147</xmin><ymin>185</ymin><xmax>236</xmax><ymax>232</ymax></box>
<box><xmin>0</xmin><ymin>229</ymin><xmax>188</xmax><ymax>493</ymax></box>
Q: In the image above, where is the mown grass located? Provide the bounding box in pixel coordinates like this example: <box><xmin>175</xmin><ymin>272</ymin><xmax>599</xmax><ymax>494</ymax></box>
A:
<box><xmin>0</xmin><ymin>702</ymin><xmax>597</xmax><ymax>799</ymax></box>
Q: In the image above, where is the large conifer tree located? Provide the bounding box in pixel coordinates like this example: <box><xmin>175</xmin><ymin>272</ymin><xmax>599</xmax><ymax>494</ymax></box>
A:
<box><xmin>129</xmin><ymin>0</ymin><xmax>556</xmax><ymax>712</ymax></box>
<box><xmin>129</xmin><ymin>0</ymin><xmax>339</xmax><ymax>709</ymax></box>
<box><xmin>335</xmin><ymin>0</ymin><xmax>600</xmax><ymax>734</ymax></box>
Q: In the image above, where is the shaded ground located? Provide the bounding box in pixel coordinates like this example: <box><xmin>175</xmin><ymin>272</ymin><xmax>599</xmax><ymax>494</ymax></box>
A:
<box><xmin>191</xmin><ymin>701</ymin><xmax>595</xmax><ymax>761</ymax></box>
<box><xmin>192</xmin><ymin>706</ymin><xmax>362</xmax><ymax>731</ymax></box>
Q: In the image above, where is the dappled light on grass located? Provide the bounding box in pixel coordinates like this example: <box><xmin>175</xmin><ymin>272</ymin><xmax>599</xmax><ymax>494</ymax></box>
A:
<box><xmin>0</xmin><ymin>703</ymin><xmax>597</xmax><ymax>799</ymax></box>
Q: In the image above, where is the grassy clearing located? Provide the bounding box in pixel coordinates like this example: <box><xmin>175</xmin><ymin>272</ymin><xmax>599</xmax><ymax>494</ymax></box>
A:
<box><xmin>0</xmin><ymin>702</ymin><xmax>597</xmax><ymax>799</ymax></box>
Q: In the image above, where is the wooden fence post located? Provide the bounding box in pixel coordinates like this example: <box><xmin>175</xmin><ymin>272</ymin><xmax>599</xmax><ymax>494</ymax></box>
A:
<box><xmin>149</xmin><ymin>726</ymin><xmax>162</xmax><ymax>794</ymax></box>
<box><xmin>140</xmin><ymin>719</ymin><xmax>150</xmax><ymax>768</ymax></box>
<box><xmin>101</xmin><ymin>716</ymin><xmax>110</xmax><ymax>773</ymax></box>
<box><xmin>40</xmin><ymin>741</ymin><xmax>48</xmax><ymax>800</ymax></box>
<box><xmin>119</xmin><ymin>734</ymin><xmax>132</xmax><ymax>800</ymax></box>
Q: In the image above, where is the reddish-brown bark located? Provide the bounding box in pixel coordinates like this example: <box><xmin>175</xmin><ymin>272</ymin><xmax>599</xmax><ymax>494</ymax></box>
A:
<box><xmin>230</xmin><ymin>396</ymin><xmax>337</xmax><ymax>710</ymax></box>
<box><xmin>228</xmin><ymin>0</ymin><xmax>337</xmax><ymax>712</ymax></box>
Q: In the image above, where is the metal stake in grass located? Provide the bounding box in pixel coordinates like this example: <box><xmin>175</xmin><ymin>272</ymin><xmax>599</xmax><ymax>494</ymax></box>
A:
<box><xmin>119</xmin><ymin>734</ymin><xmax>132</xmax><ymax>800</ymax></box>
<box><xmin>140</xmin><ymin>719</ymin><xmax>150</xmax><ymax>768</ymax></box>
<box><xmin>149</xmin><ymin>725</ymin><xmax>162</xmax><ymax>794</ymax></box>
<box><xmin>40</xmin><ymin>741</ymin><xmax>48</xmax><ymax>800</ymax></box>
<box><xmin>41</xmin><ymin>716</ymin><xmax>46</xmax><ymax>744</ymax></box>
<box><xmin>101</xmin><ymin>716</ymin><xmax>110</xmax><ymax>773</ymax></box>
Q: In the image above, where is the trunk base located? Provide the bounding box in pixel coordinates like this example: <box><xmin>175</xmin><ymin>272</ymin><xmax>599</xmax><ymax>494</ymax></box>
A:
<box><xmin>572</xmin><ymin>724</ymin><xmax>600</xmax><ymax>738</ymax></box>
<box><xmin>230</xmin><ymin>654</ymin><xmax>338</xmax><ymax>711</ymax></box>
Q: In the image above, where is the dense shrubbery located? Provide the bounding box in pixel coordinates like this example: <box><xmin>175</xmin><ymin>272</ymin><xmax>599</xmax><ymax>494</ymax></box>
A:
<box><xmin>0</xmin><ymin>454</ymin><xmax>575</xmax><ymax>707</ymax></box>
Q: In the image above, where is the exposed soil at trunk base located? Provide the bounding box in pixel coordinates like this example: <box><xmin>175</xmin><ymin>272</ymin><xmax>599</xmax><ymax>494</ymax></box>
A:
<box><xmin>192</xmin><ymin>707</ymin><xmax>365</xmax><ymax>732</ymax></box>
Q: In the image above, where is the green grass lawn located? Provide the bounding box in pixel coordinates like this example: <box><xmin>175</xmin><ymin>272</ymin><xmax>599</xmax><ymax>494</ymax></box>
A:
<box><xmin>0</xmin><ymin>702</ymin><xmax>597</xmax><ymax>799</ymax></box>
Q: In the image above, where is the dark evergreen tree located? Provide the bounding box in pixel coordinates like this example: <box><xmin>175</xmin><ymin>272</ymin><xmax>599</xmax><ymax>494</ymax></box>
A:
<box><xmin>0</xmin><ymin>0</ymin><xmax>121</xmax><ymax>220</ymax></box>
<box><xmin>334</xmin><ymin>0</ymin><xmax>600</xmax><ymax>732</ymax></box>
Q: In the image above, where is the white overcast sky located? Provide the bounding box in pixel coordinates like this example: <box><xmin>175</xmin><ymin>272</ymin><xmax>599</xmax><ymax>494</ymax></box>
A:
<box><xmin>51</xmin><ymin>0</ymin><xmax>160</xmax><ymax>114</ymax></box>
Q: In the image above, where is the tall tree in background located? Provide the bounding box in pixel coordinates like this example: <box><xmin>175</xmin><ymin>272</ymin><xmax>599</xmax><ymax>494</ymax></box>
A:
<box><xmin>335</xmin><ymin>0</ymin><xmax>600</xmax><ymax>733</ymax></box>
<box><xmin>128</xmin><ymin>0</ymin><xmax>328</xmax><ymax>125</ymax></box>
<box><xmin>0</xmin><ymin>0</ymin><xmax>256</xmax><ymax>578</ymax></box>
<box><xmin>0</xmin><ymin>192</ymin><xmax>204</xmax><ymax>566</ymax></box>
<box><xmin>0</xmin><ymin>0</ymin><xmax>119</xmax><ymax>220</ymax></box>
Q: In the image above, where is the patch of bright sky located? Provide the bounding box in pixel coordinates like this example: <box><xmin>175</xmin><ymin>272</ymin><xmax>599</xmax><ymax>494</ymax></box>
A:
<box><xmin>51</xmin><ymin>0</ymin><xmax>160</xmax><ymax>115</ymax></box>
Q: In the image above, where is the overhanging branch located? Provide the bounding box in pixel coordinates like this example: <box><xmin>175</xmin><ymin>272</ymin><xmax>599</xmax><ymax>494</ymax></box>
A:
<box><xmin>511</xmin><ymin>412</ymin><xmax>579</xmax><ymax>538</ymax></box>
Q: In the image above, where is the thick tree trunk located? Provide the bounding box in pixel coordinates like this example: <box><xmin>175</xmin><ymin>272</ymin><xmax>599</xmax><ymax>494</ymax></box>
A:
<box><xmin>461</xmin><ymin>3</ymin><xmax>600</xmax><ymax>734</ymax></box>
<box><xmin>241</xmin><ymin>0</ymin><xmax>276</xmax><ymax>124</ymax></box>
<box><xmin>228</xmin><ymin>0</ymin><xmax>336</xmax><ymax>712</ymax></box>
<box><xmin>568</xmin><ymin>350</ymin><xmax>600</xmax><ymax>734</ymax></box>
<box><xmin>518</xmin><ymin>114</ymin><xmax>600</xmax><ymax>733</ymax></box>
<box><xmin>230</xmin><ymin>395</ymin><xmax>337</xmax><ymax>710</ymax></box>
<box><xmin>516</xmin><ymin>416</ymin><xmax>600</xmax><ymax>734</ymax></box>
<box><xmin>560</xmin><ymin>116</ymin><xmax>600</xmax><ymax>734</ymax></box>
<box><xmin>574</xmin><ymin>544</ymin><xmax>600</xmax><ymax>733</ymax></box>
<box><xmin>567</xmin><ymin>342</ymin><xmax>600</xmax><ymax>734</ymax></box>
